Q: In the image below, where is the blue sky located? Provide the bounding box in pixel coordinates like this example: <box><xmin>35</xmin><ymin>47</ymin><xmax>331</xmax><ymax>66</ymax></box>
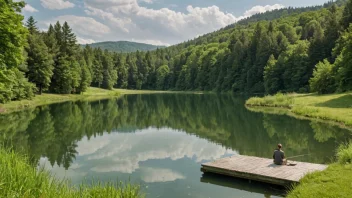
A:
<box><xmin>22</xmin><ymin>0</ymin><xmax>329</xmax><ymax>45</ymax></box>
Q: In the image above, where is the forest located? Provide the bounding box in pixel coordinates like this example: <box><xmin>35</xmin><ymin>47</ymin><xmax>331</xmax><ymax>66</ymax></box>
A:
<box><xmin>84</xmin><ymin>41</ymin><xmax>165</xmax><ymax>53</ymax></box>
<box><xmin>1</xmin><ymin>0</ymin><xmax>352</xmax><ymax>103</ymax></box>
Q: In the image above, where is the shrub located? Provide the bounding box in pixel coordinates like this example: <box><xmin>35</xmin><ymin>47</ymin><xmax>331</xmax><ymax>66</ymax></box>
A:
<box><xmin>0</xmin><ymin>68</ymin><xmax>36</xmax><ymax>103</ymax></box>
<box><xmin>309</xmin><ymin>59</ymin><xmax>336</xmax><ymax>94</ymax></box>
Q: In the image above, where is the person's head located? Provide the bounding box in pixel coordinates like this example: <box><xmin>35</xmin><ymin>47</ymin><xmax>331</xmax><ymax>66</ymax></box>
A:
<box><xmin>278</xmin><ymin>144</ymin><xmax>282</xmax><ymax>150</ymax></box>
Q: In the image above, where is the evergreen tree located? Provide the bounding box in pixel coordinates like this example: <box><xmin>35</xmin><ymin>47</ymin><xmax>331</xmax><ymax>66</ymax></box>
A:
<box><xmin>341</xmin><ymin>0</ymin><xmax>352</xmax><ymax>30</ymax></box>
<box><xmin>126</xmin><ymin>54</ymin><xmax>137</xmax><ymax>89</ymax></box>
<box><xmin>26</xmin><ymin>33</ymin><xmax>54</xmax><ymax>94</ymax></box>
<box><xmin>25</xmin><ymin>16</ymin><xmax>38</xmax><ymax>35</ymax></box>
<box><xmin>77</xmin><ymin>58</ymin><xmax>92</xmax><ymax>93</ymax></box>
<box><xmin>115</xmin><ymin>54</ymin><xmax>128</xmax><ymax>88</ymax></box>
<box><xmin>102</xmin><ymin>50</ymin><xmax>117</xmax><ymax>90</ymax></box>
<box><xmin>156</xmin><ymin>65</ymin><xmax>169</xmax><ymax>90</ymax></box>
<box><xmin>61</xmin><ymin>22</ymin><xmax>77</xmax><ymax>58</ymax></box>
<box><xmin>264</xmin><ymin>54</ymin><xmax>280</xmax><ymax>94</ymax></box>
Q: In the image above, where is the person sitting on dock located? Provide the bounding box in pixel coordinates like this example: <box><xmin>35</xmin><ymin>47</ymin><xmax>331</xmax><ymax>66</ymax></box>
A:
<box><xmin>273</xmin><ymin>144</ymin><xmax>287</xmax><ymax>165</ymax></box>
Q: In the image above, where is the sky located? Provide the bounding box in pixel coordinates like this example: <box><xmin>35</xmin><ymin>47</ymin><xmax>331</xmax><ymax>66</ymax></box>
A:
<box><xmin>21</xmin><ymin>0</ymin><xmax>329</xmax><ymax>46</ymax></box>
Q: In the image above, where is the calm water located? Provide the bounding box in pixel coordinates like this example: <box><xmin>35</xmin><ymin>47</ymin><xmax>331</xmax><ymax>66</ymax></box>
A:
<box><xmin>1</xmin><ymin>94</ymin><xmax>351</xmax><ymax>198</ymax></box>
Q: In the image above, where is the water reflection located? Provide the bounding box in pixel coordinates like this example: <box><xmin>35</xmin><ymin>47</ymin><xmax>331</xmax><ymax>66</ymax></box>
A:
<box><xmin>201</xmin><ymin>173</ymin><xmax>285</xmax><ymax>197</ymax></box>
<box><xmin>0</xmin><ymin>93</ymin><xmax>351</xmax><ymax>198</ymax></box>
<box><xmin>76</xmin><ymin>129</ymin><xmax>235</xmax><ymax>174</ymax></box>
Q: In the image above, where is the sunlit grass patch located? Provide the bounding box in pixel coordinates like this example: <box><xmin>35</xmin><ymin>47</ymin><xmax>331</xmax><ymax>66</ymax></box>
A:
<box><xmin>246</xmin><ymin>93</ymin><xmax>295</xmax><ymax>108</ymax></box>
<box><xmin>246</xmin><ymin>92</ymin><xmax>352</xmax><ymax>127</ymax></box>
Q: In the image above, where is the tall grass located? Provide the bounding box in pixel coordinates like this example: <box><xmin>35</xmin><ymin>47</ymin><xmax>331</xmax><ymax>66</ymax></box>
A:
<box><xmin>337</xmin><ymin>142</ymin><xmax>352</xmax><ymax>164</ymax></box>
<box><xmin>246</xmin><ymin>93</ymin><xmax>295</xmax><ymax>108</ymax></box>
<box><xmin>0</xmin><ymin>148</ymin><xmax>143</xmax><ymax>198</ymax></box>
<box><xmin>287</xmin><ymin>142</ymin><xmax>352</xmax><ymax>198</ymax></box>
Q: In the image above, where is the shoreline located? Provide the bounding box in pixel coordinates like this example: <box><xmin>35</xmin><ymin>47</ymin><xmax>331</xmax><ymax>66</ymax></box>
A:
<box><xmin>0</xmin><ymin>87</ymin><xmax>203</xmax><ymax>115</ymax></box>
<box><xmin>245</xmin><ymin>92</ymin><xmax>352</xmax><ymax>129</ymax></box>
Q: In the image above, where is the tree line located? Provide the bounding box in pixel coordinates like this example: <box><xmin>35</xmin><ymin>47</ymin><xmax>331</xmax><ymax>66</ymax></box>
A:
<box><xmin>1</xmin><ymin>0</ymin><xmax>352</xmax><ymax>104</ymax></box>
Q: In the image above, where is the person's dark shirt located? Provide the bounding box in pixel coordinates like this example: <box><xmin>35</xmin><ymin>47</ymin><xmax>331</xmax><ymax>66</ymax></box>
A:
<box><xmin>273</xmin><ymin>149</ymin><xmax>285</xmax><ymax>165</ymax></box>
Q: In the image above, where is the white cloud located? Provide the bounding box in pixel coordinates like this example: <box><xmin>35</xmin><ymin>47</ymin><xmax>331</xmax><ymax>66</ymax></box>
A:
<box><xmin>139</xmin><ymin>0</ymin><xmax>154</xmax><ymax>4</ymax></box>
<box><xmin>244</xmin><ymin>4</ymin><xmax>284</xmax><ymax>17</ymax></box>
<box><xmin>41</xmin><ymin>0</ymin><xmax>75</xmax><ymax>10</ymax></box>
<box><xmin>46</xmin><ymin>15</ymin><xmax>110</xmax><ymax>38</ymax></box>
<box><xmin>140</xmin><ymin>168</ymin><xmax>185</xmax><ymax>183</ymax></box>
<box><xmin>81</xmin><ymin>0</ymin><xmax>285</xmax><ymax>45</ymax></box>
<box><xmin>23</xmin><ymin>4</ymin><xmax>38</xmax><ymax>12</ymax></box>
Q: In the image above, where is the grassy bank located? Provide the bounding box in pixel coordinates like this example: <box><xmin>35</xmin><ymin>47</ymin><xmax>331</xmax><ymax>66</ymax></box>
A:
<box><xmin>246</xmin><ymin>92</ymin><xmax>352</xmax><ymax>127</ymax></box>
<box><xmin>0</xmin><ymin>148</ymin><xmax>143</xmax><ymax>198</ymax></box>
<box><xmin>288</xmin><ymin>143</ymin><xmax>352</xmax><ymax>198</ymax></box>
<box><xmin>0</xmin><ymin>87</ymin><xmax>180</xmax><ymax>114</ymax></box>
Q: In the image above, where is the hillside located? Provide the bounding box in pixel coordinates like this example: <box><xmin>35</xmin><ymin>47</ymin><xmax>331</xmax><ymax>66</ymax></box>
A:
<box><xmin>82</xmin><ymin>41</ymin><xmax>166</xmax><ymax>52</ymax></box>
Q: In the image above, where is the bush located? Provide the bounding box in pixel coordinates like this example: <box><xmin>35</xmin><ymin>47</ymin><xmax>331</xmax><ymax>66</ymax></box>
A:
<box><xmin>0</xmin><ymin>68</ymin><xmax>36</xmax><ymax>103</ymax></box>
<box><xmin>309</xmin><ymin>59</ymin><xmax>336</xmax><ymax>94</ymax></box>
<box><xmin>337</xmin><ymin>142</ymin><xmax>352</xmax><ymax>164</ymax></box>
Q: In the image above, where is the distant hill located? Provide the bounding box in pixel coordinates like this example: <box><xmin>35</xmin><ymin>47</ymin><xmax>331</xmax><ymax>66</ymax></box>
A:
<box><xmin>82</xmin><ymin>41</ymin><xmax>166</xmax><ymax>53</ymax></box>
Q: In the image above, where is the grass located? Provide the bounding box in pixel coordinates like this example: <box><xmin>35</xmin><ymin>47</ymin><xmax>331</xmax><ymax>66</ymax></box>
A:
<box><xmin>0</xmin><ymin>87</ymin><xmax>183</xmax><ymax>114</ymax></box>
<box><xmin>246</xmin><ymin>92</ymin><xmax>352</xmax><ymax>127</ymax></box>
<box><xmin>0</xmin><ymin>148</ymin><xmax>144</xmax><ymax>198</ymax></box>
<box><xmin>246</xmin><ymin>93</ymin><xmax>295</xmax><ymax>108</ymax></box>
<box><xmin>287</xmin><ymin>142</ymin><xmax>352</xmax><ymax>198</ymax></box>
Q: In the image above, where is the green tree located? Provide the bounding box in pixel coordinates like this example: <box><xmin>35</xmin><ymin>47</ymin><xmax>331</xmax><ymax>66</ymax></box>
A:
<box><xmin>25</xmin><ymin>16</ymin><xmax>38</xmax><ymax>35</ymax></box>
<box><xmin>102</xmin><ymin>50</ymin><xmax>117</xmax><ymax>90</ymax></box>
<box><xmin>341</xmin><ymin>0</ymin><xmax>352</xmax><ymax>30</ymax></box>
<box><xmin>0</xmin><ymin>0</ymin><xmax>27</xmax><ymax>68</ymax></box>
<box><xmin>92</xmin><ymin>48</ymin><xmax>103</xmax><ymax>87</ymax></box>
<box><xmin>77</xmin><ymin>58</ymin><xmax>92</xmax><ymax>93</ymax></box>
<box><xmin>0</xmin><ymin>0</ymin><xmax>35</xmax><ymax>102</ymax></box>
<box><xmin>156</xmin><ymin>65</ymin><xmax>169</xmax><ymax>90</ymax></box>
<box><xmin>309</xmin><ymin>59</ymin><xmax>336</xmax><ymax>94</ymax></box>
<box><xmin>334</xmin><ymin>26</ymin><xmax>352</xmax><ymax>91</ymax></box>
<box><xmin>26</xmin><ymin>33</ymin><xmax>54</xmax><ymax>94</ymax></box>
<box><xmin>264</xmin><ymin>54</ymin><xmax>280</xmax><ymax>94</ymax></box>
<box><xmin>115</xmin><ymin>54</ymin><xmax>128</xmax><ymax>88</ymax></box>
<box><xmin>127</xmin><ymin>54</ymin><xmax>137</xmax><ymax>89</ymax></box>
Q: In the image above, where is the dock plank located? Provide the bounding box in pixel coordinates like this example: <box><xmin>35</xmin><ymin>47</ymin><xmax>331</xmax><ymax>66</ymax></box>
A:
<box><xmin>201</xmin><ymin>155</ymin><xmax>327</xmax><ymax>186</ymax></box>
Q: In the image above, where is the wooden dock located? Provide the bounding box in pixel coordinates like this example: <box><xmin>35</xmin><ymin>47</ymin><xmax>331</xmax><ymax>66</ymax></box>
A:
<box><xmin>201</xmin><ymin>155</ymin><xmax>327</xmax><ymax>186</ymax></box>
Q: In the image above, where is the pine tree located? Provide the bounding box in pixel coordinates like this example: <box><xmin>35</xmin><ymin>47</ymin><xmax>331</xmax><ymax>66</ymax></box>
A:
<box><xmin>92</xmin><ymin>48</ymin><xmax>103</xmax><ymax>87</ymax></box>
<box><xmin>61</xmin><ymin>22</ymin><xmax>77</xmax><ymax>58</ymax></box>
<box><xmin>44</xmin><ymin>24</ymin><xmax>59</xmax><ymax>58</ymax></box>
<box><xmin>264</xmin><ymin>54</ymin><xmax>280</xmax><ymax>94</ymax></box>
<box><xmin>102</xmin><ymin>50</ymin><xmax>117</xmax><ymax>90</ymax></box>
<box><xmin>25</xmin><ymin>16</ymin><xmax>38</xmax><ymax>35</ymax></box>
<box><xmin>324</xmin><ymin>4</ymin><xmax>340</xmax><ymax>62</ymax></box>
<box><xmin>77</xmin><ymin>58</ymin><xmax>92</xmax><ymax>93</ymax></box>
<box><xmin>341</xmin><ymin>0</ymin><xmax>352</xmax><ymax>30</ymax></box>
<box><xmin>114</xmin><ymin>54</ymin><xmax>128</xmax><ymax>88</ymax></box>
<box><xmin>54</xmin><ymin>22</ymin><xmax>62</xmax><ymax>48</ymax></box>
<box><xmin>26</xmin><ymin>33</ymin><xmax>54</xmax><ymax>94</ymax></box>
<box><xmin>126</xmin><ymin>54</ymin><xmax>137</xmax><ymax>89</ymax></box>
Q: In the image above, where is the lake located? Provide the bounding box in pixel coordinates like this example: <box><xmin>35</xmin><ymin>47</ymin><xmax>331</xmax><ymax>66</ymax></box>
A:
<box><xmin>0</xmin><ymin>94</ymin><xmax>350</xmax><ymax>198</ymax></box>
